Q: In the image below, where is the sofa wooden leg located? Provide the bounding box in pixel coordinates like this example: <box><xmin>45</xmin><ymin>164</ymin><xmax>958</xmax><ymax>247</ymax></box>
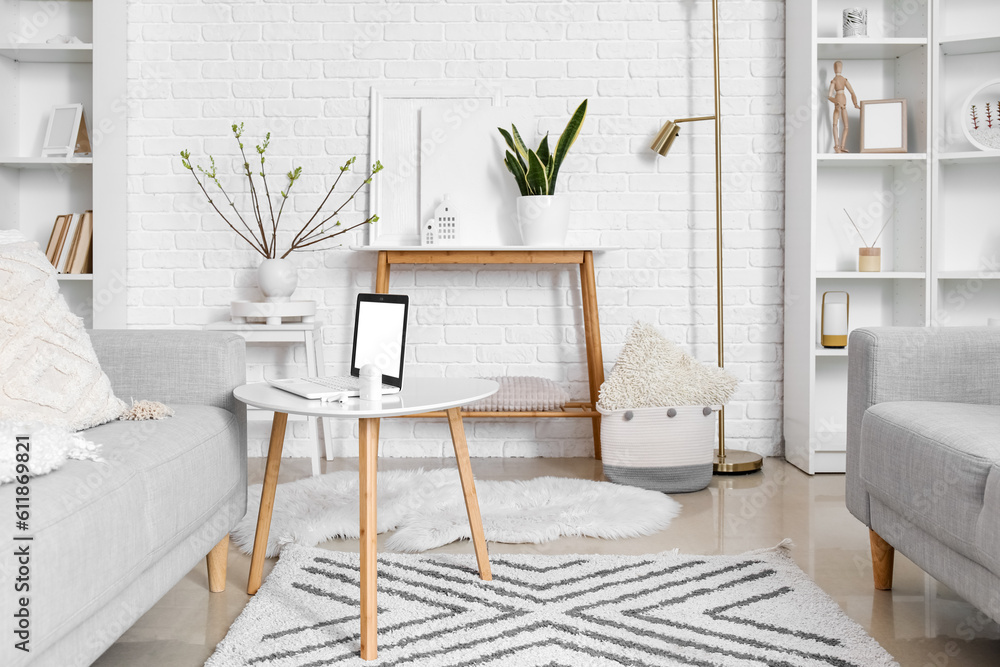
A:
<box><xmin>207</xmin><ymin>534</ymin><xmax>230</xmax><ymax>593</ymax></box>
<box><xmin>870</xmin><ymin>529</ymin><xmax>894</xmax><ymax>591</ymax></box>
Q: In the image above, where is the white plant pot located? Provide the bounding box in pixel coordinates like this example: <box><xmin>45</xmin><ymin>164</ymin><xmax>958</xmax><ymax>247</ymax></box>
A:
<box><xmin>515</xmin><ymin>195</ymin><xmax>570</xmax><ymax>246</ymax></box>
<box><xmin>257</xmin><ymin>258</ymin><xmax>298</xmax><ymax>303</ymax></box>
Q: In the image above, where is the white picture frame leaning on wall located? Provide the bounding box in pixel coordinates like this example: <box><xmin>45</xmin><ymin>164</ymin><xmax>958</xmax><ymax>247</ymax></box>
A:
<box><xmin>42</xmin><ymin>104</ymin><xmax>92</xmax><ymax>158</ymax></box>
<box><xmin>860</xmin><ymin>99</ymin><xmax>908</xmax><ymax>153</ymax></box>
<box><xmin>367</xmin><ymin>86</ymin><xmax>503</xmax><ymax>246</ymax></box>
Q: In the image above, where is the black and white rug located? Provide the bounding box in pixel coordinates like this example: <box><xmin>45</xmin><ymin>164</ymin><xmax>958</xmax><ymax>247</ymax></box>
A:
<box><xmin>207</xmin><ymin>544</ymin><xmax>898</xmax><ymax>666</ymax></box>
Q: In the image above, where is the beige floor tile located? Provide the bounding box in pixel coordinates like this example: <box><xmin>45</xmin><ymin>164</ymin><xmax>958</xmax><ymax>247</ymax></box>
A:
<box><xmin>93</xmin><ymin>457</ymin><xmax>1000</xmax><ymax>666</ymax></box>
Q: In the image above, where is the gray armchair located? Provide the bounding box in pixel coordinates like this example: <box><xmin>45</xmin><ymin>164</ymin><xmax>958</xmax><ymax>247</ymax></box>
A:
<box><xmin>847</xmin><ymin>327</ymin><xmax>1000</xmax><ymax>623</ymax></box>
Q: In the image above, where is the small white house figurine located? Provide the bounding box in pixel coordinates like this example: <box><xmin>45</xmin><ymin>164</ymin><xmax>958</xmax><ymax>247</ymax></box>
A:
<box><xmin>421</xmin><ymin>195</ymin><xmax>460</xmax><ymax>246</ymax></box>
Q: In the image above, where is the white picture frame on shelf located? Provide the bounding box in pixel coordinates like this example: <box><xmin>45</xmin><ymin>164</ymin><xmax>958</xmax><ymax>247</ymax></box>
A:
<box><xmin>860</xmin><ymin>99</ymin><xmax>908</xmax><ymax>153</ymax></box>
<box><xmin>367</xmin><ymin>86</ymin><xmax>503</xmax><ymax>246</ymax></box>
<box><xmin>41</xmin><ymin>104</ymin><xmax>88</xmax><ymax>158</ymax></box>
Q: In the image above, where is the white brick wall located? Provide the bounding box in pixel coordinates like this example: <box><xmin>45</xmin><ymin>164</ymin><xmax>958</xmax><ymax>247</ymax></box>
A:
<box><xmin>126</xmin><ymin>0</ymin><xmax>786</xmax><ymax>459</ymax></box>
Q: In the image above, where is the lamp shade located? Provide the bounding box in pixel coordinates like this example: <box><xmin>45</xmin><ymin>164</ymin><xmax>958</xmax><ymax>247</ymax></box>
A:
<box><xmin>650</xmin><ymin>120</ymin><xmax>681</xmax><ymax>156</ymax></box>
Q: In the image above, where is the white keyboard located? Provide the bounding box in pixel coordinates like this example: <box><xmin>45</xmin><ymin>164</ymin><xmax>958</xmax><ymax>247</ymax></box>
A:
<box><xmin>310</xmin><ymin>376</ymin><xmax>395</xmax><ymax>392</ymax></box>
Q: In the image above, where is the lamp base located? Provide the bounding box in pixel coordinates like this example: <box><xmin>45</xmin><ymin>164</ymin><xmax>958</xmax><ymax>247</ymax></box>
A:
<box><xmin>713</xmin><ymin>449</ymin><xmax>763</xmax><ymax>475</ymax></box>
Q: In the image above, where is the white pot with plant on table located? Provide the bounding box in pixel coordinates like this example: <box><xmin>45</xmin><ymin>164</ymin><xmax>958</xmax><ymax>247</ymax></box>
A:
<box><xmin>499</xmin><ymin>100</ymin><xmax>587</xmax><ymax>246</ymax></box>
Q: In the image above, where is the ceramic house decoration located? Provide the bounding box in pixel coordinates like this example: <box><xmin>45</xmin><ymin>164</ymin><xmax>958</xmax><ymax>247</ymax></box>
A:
<box><xmin>421</xmin><ymin>195</ymin><xmax>460</xmax><ymax>246</ymax></box>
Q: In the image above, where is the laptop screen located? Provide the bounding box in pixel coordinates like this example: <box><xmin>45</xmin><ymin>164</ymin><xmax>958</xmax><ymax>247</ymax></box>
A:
<box><xmin>350</xmin><ymin>294</ymin><xmax>408</xmax><ymax>386</ymax></box>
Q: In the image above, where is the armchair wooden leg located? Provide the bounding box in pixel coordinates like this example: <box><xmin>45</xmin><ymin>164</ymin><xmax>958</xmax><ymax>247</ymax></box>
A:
<box><xmin>206</xmin><ymin>534</ymin><xmax>229</xmax><ymax>593</ymax></box>
<box><xmin>870</xmin><ymin>529</ymin><xmax>895</xmax><ymax>591</ymax></box>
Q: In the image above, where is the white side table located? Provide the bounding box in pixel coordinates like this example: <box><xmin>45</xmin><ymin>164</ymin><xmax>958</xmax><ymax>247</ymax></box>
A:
<box><xmin>206</xmin><ymin>321</ymin><xmax>331</xmax><ymax>475</ymax></box>
<box><xmin>234</xmin><ymin>378</ymin><xmax>499</xmax><ymax>661</ymax></box>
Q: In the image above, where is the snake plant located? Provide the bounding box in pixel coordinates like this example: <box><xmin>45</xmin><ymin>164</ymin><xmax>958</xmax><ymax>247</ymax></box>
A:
<box><xmin>499</xmin><ymin>99</ymin><xmax>587</xmax><ymax>197</ymax></box>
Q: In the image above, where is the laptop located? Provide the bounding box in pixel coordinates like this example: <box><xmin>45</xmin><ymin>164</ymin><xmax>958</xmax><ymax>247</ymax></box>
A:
<box><xmin>267</xmin><ymin>293</ymin><xmax>409</xmax><ymax>399</ymax></box>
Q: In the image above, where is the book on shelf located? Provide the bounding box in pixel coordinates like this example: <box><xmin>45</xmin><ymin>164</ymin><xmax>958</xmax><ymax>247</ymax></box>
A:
<box><xmin>45</xmin><ymin>211</ymin><xmax>94</xmax><ymax>274</ymax></box>
<box><xmin>44</xmin><ymin>214</ymin><xmax>71</xmax><ymax>267</ymax></box>
<box><xmin>67</xmin><ymin>210</ymin><xmax>93</xmax><ymax>274</ymax></box>
<box><xmin>57</xmin><ymin>213</ymin><xmax>82</xmax><ymax>274</ymax></box>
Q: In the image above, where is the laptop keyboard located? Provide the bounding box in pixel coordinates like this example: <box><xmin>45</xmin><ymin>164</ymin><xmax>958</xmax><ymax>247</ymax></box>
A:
<box><xmin>310</xmin><ymin>376</ymin><xmax>394</xmax><ymax>391</ymax></box>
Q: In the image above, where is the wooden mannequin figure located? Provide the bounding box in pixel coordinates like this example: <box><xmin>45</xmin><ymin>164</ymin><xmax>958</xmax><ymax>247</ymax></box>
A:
<box><xmin>828</xmin><ymin>60</ymin><xmax>860</xmax><ymax>153</ymax></box>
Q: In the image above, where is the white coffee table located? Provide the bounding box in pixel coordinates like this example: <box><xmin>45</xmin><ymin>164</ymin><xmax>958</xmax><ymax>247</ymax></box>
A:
<box><xmin>233</xmin><ymin>377</ymin><xmax>499</xmax><ymax>661</ymax></box>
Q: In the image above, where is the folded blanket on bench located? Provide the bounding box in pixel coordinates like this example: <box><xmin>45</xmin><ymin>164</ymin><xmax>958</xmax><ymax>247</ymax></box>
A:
<box><xmin>464</xmin><ymin>376</ymin><xmax>568</xmax><ymax>412</ymax></box>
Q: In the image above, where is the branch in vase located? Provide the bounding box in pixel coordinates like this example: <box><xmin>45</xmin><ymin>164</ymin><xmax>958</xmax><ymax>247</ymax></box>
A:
<box><xmin>291</xmin><ymin>156</ymin><xmax>354</xmax><ymax>249</ymax></box>
<box><xmin>198</xmin><ymin>160</ymin><xmax>267</xmax><ymax>251</ymax></box>
<box><xmin>233</xmin><ymin>123</ymin><xmax>272</xmax><ymax>258</ymax></box>
<box><xmin>274</xmin><ymin>166</ymin><xmax>302</xmax><ymax>231</ymax></box>
<box><xmin>256</xmin><ymin>132</ymin><xmax>278</xmax><ymax>253</ymax></box>
<box><xmin>181</xmin><ymin>151</ymin><xmax>268</xmax><ymax>257</ymax></box>
<box><xmin>304</xmin><ymin>161</ymin><xmax>383</xmax><ymax>244</ymax></box>
<box><xmin>282</xmin><ymin>216</ymin><xmax>378</xmax><ymax>257</ymax></box>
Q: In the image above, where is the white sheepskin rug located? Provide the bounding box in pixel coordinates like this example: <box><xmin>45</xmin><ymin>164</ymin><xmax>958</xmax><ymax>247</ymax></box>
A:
<box><xmin>599</xmin><ymin>321</ymin><xmax>739</xmax><ymax>410</ymax></box>
<box><xmin>231</xmin><ymin>469</ymin><xmax>681</xmax><ymax>556</ymax></box>
<box><xmin>0</xmin><ymin>421</ymin><xmax>101</xmax><ymax>484</ymax></box>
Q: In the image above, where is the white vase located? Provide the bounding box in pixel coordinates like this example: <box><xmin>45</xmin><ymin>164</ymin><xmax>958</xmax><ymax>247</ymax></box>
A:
<box><xmin>257</xmin><ymin>258</ymin><xmax>298</xmax><ymax>303</ymax></box>
<box><xmin>515</xmin><ymin>195</ymin><xmax>571</xmax><ymax>246</ymax></box>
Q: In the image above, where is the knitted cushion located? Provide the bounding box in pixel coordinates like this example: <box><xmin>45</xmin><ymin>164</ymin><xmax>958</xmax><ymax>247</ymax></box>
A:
<box><xmin>598</xmin><ymin>322</ymin><xmax>738</xmax><ymax>410</ymax></box>
<box><xmin>464</xmin><ymin>376</ymin><xmax>568</xmax><ymax>412</ymax></box>
<box><xmin>0</xmin><ymin>233</ymin><xmax>125</xmax><ymax>430</ymax></box>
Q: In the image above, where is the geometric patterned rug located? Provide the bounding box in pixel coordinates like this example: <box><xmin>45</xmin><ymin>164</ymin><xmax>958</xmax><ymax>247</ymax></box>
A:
<box><xmin>206</xmin><ymin>544</ymin><xmax>898</xmax><ymax>666</ymax></box>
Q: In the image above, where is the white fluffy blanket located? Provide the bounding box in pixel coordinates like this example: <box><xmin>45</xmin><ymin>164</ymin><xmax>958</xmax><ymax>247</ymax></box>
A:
<box><xmin>0</xmin><ymin>421</ymin><xmax>101</xmax><ymax>484</ymax></box>
<box><xmin>599</xmin><ymin>321</ymin><xmax>739</xmax><ymax>410</ymax></box>
<box><xmin>231</xmin><ymin>469</ymin><xmax>680</xmax><ymax>556</ymax></box>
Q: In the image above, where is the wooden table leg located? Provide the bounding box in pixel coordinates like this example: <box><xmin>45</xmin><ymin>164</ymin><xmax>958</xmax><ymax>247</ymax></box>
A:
<box><xmin>375</xmin><ymin>251</ymin><xmax>390</xmax><ymax>293</ymax></box>
<box><xmin>446</xmin><ymin>408</ymin><xmax>492</xmax><ymax>581</ymax></box>
<box><xmin>248</xmin><ymin>411</ymin><xmax>288</xmax><ymax>595</ymax></box>
<box><xmin>359</xmin><ymin>417</ymin><xmax>380</xmax><ymax>660</ymax></box>
<box><xmin>579</xmin><ymin>250</ymin><xmax>604</xmax><ymax>460</ymax></box>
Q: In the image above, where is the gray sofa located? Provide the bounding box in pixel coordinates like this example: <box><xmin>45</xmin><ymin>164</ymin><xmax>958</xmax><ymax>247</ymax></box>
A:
<box><xmin>847</xmin><ymin>327</ymin><xmax>1000</xmax><ymax>623</ymax></box>
<box><xmin>0</xmin><ymin>331</ymin><xmax>247</xmax><ymax>667</ymax></box>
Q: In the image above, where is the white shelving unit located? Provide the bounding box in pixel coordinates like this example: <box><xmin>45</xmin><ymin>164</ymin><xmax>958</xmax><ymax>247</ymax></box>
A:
<box><xmin>0</xmin><ymin>0</ymin><xmax>126</xmax><ymax>328</ymax></box>
<box><xmin>785</xmin><ymin>1</ymin><xmax>931</xmax><ymax>474</ymax></box>
<box><xmin>785</xmin><ymin>1</ymin><xmax>1000</xmax><ymax>474</ymax></box>
<box><xmin>931</xmin><ymin>0</ymin><xmax>1000</xmax><ymax>328</ymax></box>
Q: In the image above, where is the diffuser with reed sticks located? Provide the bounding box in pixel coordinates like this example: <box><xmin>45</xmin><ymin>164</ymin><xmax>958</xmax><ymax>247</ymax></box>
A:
<box><xmin>844</xmin><ymin>208</ymin><xmax>892</xmax><ymax>272</ymax></box>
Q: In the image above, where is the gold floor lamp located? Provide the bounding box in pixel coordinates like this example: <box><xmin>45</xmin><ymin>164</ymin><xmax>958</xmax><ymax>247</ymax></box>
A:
<box><xmin>650</xmin><ymin>0</ymin><xmax>762</xmax><ymax>475</ymax></box>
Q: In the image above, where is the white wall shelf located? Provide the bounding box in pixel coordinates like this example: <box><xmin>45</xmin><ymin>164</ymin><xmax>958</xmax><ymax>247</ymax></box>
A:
<box><xmin>817</xmin><ymin>154</ymin><xmax>927</xmax><ymax>167</ymax></box>
<box><xmin>817</xmin><ymin>38</ymin><xmax>928</xmax><ymax>60</ymax></box>
<box><xmin>0</xmin><ymin>157</ymin><xmax>93</xmax><ymax>169</ymax></box>
<box><xmin>937</xmin><ymin>151</ymin><xmax>1000</xmax><ymax>165</ymax></box>
<box><xmin>0</xmin><ymin>1</ymin><xmax>126</xmax><ymax>328</ymax></box>
<box><xmin>816</xmin><ymin>272</ymin><xmax>926</xmax><ymax>279</ymax></box>
<box><xmin>937</xmin><ymin>271</ymin><xmax>1000</xmax><ymax>280</ymax></box>
<box><xmin>815</xmin><ymin>346</ymin><xmax>848</xmax><ymax>357</ymax></box>
<box><xmin>0</xmin><ymin>43</ymin><xmax>92</xmax><ymax>63</ymax></box>
<box><xmin>939</xmin><ymin>33</ymin><xmax>1000</xmax><ymax>56</ymax></box>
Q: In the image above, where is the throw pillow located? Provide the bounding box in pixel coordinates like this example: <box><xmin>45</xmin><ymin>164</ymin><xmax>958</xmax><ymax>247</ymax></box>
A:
<box><xmin>0</xmin><ymin>233</ymin><xmax>126</xmax><ymax>430</ymax></box>
<box><xmin>598</xmin><ymin>321</ymin><xmax>739</xmax><ymax>410</ymax></box>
